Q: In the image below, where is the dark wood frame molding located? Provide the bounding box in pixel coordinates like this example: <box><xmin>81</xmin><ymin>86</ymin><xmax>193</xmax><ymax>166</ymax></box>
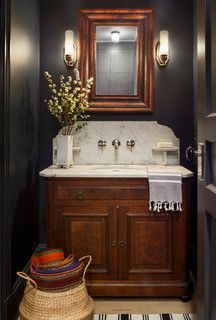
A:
<box><xmin>78</xmin><ymin>8</ymin><xmax>155</xmax><ymax>113</ymax></box>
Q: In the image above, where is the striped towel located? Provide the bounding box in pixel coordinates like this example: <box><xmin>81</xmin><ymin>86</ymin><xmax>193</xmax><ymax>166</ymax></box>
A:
<box><xmin>147</xmin><ymin>170</ymin><xmax>182</xmax><ymax>213</ymax></box>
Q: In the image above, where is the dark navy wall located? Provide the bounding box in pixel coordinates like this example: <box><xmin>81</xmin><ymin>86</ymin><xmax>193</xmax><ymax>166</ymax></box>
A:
<box><xmin>39</xmin><ymin>0</ymin><xmax>194</xmax><ymax>240</ymax></box>
<box><xmin>10</xmin><ymin>0</ymin><xmax>40</xmax><ymax>282</ymax></box>
<box><xmin>0</xmin><ymin>0</ymin><xmax>40</xmax><ymax>318</ymax></box>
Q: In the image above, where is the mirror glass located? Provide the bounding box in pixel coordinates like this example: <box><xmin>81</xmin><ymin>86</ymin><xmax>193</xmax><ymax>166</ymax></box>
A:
<box><xmin>96</xmin><ymin>26</ymin><xmax>138</xmax><ymax>96</ymax></box>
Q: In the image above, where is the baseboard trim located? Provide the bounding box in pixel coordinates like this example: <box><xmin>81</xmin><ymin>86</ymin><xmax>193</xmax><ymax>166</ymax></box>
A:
<box><xmin>2</xmin><ymin>243</ymin><xmax>46</xmax><ymax>320</ymax></box>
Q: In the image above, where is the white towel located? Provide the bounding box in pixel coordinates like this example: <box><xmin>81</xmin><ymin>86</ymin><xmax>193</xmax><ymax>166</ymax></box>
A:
<box><xmin>147</xmin><ymin>170</ymin><xmax>182</xmax><ymax>213</ymax></box>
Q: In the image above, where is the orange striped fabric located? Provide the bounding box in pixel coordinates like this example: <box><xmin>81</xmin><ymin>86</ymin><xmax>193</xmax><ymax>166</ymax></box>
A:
<box><xmin>31</xmin><ymin>249</ymin><xmax>65</xmax><ymax>266</ymax></box>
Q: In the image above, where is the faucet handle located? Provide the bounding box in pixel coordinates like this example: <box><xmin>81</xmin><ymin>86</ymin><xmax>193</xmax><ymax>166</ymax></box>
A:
<box><xmin>126</xmin><ymin>140</ymin><xmax>135</xmax><ymax>149</ymax></box>
<box><xmin>98</xmin><ymin>140</ymin><xmax>106</xmax><ymax>148</ymax></box>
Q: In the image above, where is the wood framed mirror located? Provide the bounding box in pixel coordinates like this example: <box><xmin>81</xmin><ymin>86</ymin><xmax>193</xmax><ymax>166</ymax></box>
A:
<box><xmin>78</xmin><ymin>9</ymin><xmax>154</xmax><ymax>113</ymax></box>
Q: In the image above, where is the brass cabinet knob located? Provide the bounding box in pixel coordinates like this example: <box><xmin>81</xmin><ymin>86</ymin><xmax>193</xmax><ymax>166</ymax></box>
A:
<box><xmin>119</xmin><ymin>241</ymin><xmax>125</xmax><ymax>247</ymax></box>
<box><xmin>111</xmin><ymin>241</ymin><xmax>117</xmax><ymax>247</ymax></box>
<box><xmin>77</xmin><ymin>191</ymin><xmax>84</xmax><ymax>200</ymax></box>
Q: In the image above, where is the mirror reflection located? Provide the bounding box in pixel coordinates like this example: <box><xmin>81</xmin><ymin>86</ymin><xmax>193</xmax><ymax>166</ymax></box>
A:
<box><xmin>96</xmin><ymin>26</ymin><xmax>138</xmax><ymax>96</ymax></box>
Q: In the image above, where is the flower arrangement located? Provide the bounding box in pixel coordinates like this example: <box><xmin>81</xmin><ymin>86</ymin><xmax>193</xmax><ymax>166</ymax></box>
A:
<box><xmin>44</xmin><ymin>69</ymin><xmax>93</xmax><ymax>135</ymax></box>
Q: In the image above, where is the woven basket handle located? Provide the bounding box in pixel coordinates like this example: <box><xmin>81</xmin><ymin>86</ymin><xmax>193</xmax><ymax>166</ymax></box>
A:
<box><xmin>79</xmin><ymin>255</ymin><xmax>92</xmax><ymax>282</ymax></box>
<box><xmin>17</xmin><ymin>272</ymin><xmax>38</xmax><ymax>289</ymax></box>
<box><xmin>63</xmin><ymin>254</ymin><xmax>74</xmax><ymax>263</ymax></box>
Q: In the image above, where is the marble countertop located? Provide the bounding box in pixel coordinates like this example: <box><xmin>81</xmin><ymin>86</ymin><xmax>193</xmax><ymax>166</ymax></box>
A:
<box><xmin>39</xmin><ymin>164</ymin><xmax>193</xmax><ymax>178</ymax></box>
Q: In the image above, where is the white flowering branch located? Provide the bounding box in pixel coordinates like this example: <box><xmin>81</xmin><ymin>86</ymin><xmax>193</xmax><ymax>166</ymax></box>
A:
<box><xmin>44</xmin><ymin>69</ymin><xmax>94</xmax><ymax>135</ymax></box>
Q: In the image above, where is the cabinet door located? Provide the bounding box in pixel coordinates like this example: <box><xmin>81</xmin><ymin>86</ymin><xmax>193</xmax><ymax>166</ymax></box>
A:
<box><xmin>118</xmin><ymin>204</ymin><xmax>175</xmax><ymax>281</ymax></box>
<box><xmin>62</xmin><ymin>205</ymin><xmax>117</xmax><ymax>280</ymax></box>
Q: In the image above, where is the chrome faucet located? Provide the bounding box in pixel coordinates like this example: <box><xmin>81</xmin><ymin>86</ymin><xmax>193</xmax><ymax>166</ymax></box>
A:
<box><xmin>112</xmin><ymin>139</ymin><xmax>121</xmax><ymax>149</ymax></box>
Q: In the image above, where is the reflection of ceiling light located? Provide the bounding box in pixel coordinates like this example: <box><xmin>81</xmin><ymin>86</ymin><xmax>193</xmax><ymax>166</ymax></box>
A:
<box><xmin>111</xmin><ymin>31</ymin><xmax>120</xmax><ymax>42</ymax></box>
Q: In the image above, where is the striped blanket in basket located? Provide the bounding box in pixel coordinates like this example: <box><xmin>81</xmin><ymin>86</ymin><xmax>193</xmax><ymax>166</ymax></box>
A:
<box><xmin>30</xmin><ymin>256</ymin><xmax>84</xmax><ymax>291</ymax></box>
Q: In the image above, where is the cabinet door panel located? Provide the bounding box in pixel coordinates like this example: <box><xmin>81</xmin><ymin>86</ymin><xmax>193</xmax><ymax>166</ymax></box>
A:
<box><xmin>119</xmin><ymin>206</ymin><xmax>174</xmax><ymax>280</ymax></box>
<box><xmin>63</xmin><ymin>206</ymin><xmax>117</xmax><ymax>280</ymax></box>
<box><xmin>128</xmin><ymin>215</ymin><xmax>173</xmax><ymax>274</ymax></box>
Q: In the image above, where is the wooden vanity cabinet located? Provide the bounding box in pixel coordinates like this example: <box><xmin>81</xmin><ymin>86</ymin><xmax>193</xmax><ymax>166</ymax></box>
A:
<box><xmin>45</xmin><ymin>177</ymin><xmax>192</xmax><ymax>298</ymax></box>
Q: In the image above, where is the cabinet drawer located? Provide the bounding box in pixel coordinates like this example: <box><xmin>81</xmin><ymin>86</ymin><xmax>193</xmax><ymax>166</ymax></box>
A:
<box><xmin>52</xmin><ymin>179</ymin><xmax>149</xmax><ymax>201</ymax></box>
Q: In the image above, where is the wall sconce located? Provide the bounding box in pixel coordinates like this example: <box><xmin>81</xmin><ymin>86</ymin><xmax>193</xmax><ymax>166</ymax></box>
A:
<box><xmin>64</xmin><ymin>30</ymin><xmax>77</xmax><ymax>67</ymax></box>
<box><xmin>111</xmin><ymin>31</ymin><xmax>120</xmax><ymax>43</ymax></box>
<box><xmin>156</xmin><ymin>30</ymin><xmax>169</xmax><ymax>67</ymax></box>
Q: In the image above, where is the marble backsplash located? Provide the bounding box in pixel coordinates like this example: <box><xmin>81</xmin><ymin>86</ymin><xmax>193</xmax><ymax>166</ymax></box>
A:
<box><xmin>55</xmin><ymin>121</ymin><xmax>180</xmax><ymax>165</ymax></box>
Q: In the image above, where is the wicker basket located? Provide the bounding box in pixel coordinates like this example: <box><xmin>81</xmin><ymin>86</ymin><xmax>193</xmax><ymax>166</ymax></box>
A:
<box><xmin>17</xmin><ymin>256</ymin><xmax>94</xmax><ymax>320</ymax></box>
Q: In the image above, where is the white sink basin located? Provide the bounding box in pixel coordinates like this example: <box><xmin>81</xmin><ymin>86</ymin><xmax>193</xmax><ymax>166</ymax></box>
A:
<box><xmin>90</xmin><ymin>165</ymin><xmax>146</xmax><ymax>172</ymax></box>
<box><xmin>89</xmin><ymin>165</ymin><xmax>147</xmax><ymax>176</ymax></box>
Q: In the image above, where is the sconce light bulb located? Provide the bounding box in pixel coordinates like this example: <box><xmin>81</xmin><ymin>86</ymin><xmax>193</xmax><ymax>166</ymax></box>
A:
<box><xmin>156</xmin><ymin>30</ymin><xmax>169</xmax><ymax>67</ymax></box>
<box><xmin>159</xmin><ymin>30</ymin><xmax>169</xmax><ymax>56</ymax></box>
<box><xmin>111</xmin><ymin>31</ymin><xmax>120</xmax><ymax>42</ymax></box>
<box><xmin>64</xmin><ymin>30</ymin><xmax>77</xmax><ymax>67</ymax></box>
<box><xmin>65</xmin><ymin>30</ymin><xmax>74</xmax><ymax>55</ymax></box>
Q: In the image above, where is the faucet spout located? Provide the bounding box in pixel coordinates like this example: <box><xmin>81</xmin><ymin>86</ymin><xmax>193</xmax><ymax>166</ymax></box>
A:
<box><xmin>112</xmin><ymin>139</ymin><xmax>121</xmax><ymax>149</ymax></box>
